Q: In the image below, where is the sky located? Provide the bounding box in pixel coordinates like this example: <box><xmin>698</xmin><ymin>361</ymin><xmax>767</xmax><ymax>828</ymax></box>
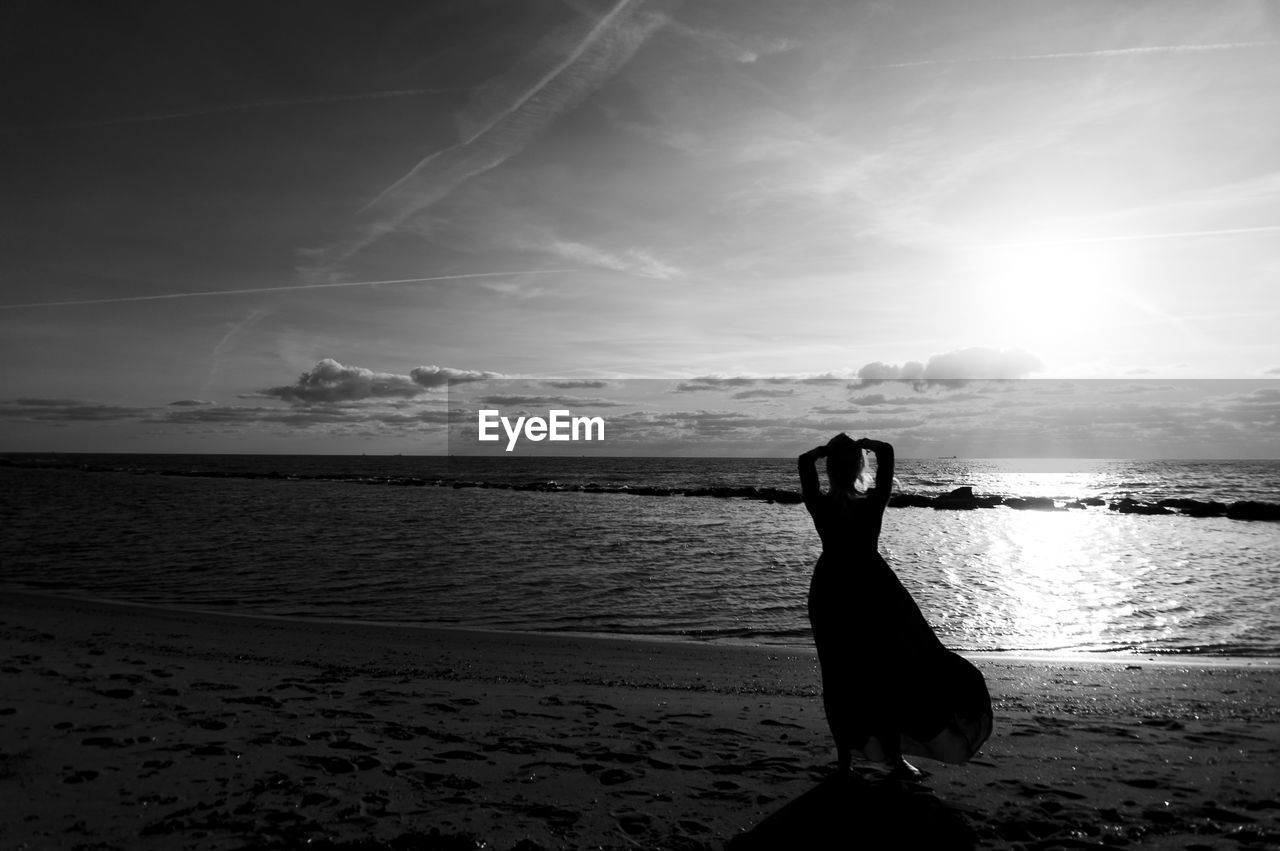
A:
<box><xmin>2</xmin><ymin>0</ymin><xmax>1278</xmax><ymax>455</ymax></box>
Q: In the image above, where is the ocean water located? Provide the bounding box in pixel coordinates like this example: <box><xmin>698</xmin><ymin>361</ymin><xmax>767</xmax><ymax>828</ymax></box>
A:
<box><xmin>2</xmin><ymin>454</ymin><xmax>1278</xmax><ymax>658</ymax></box>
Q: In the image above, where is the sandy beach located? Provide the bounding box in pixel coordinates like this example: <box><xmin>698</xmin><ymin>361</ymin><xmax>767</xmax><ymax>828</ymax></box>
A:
<box><xmin>1</xmin><ymin>592</ymin><xmax>1277</xmax><ymax>850</ymax></box>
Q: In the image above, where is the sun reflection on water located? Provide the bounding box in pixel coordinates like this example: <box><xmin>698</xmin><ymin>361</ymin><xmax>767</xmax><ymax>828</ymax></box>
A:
<box><xmin>984</xmin><ymin>511</ymin><xmax>1136</xmax><ymax>651</ymax></box>
<box><xmin>883</xmin><ymin>505</ymin><xmax>1231</xmax><ymax>654</ymax></box>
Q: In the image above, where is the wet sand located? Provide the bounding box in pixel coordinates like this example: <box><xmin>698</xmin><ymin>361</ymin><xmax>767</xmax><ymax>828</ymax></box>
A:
<box><xmin>1</xmin><ymin>591</ymin><xmax>1277</xmax><ymax>850</ymax></box>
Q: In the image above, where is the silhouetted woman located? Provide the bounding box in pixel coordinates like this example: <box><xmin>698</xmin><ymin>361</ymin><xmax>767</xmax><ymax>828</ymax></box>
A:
<box><xmin>801</xmin><ymin>433</ymin><xmax>993</xmax><ymax>779</ymax></box>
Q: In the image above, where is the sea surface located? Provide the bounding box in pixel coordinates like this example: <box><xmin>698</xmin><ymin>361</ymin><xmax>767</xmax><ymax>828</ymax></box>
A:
<box><xmin>2</xmin><ymin>454</ymin><xmax>1278</xmax><ymax>658</ymax></box>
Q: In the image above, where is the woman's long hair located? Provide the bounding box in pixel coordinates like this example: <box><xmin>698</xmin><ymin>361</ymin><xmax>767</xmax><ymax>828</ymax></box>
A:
<box><xmin>825</xmin><ymin>433</ymin><xmax>874</xmax><ymax>492</ymax></box>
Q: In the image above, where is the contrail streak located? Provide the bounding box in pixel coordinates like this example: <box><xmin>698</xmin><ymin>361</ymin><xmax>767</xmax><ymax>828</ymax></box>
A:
<box><xmin>871</xmin><ymin>40</ymin><xmax>1277</xmax><ymax>70</ymax></box>
<box><xmin>3</xmin><ymin>89</ymin><xmax>451</xmax><ymax>135</ymax></box>
<box><xmin>210</xmin><ymin>308</ymin><xmax>270</xmax><ymax>357</ymax></box>
<box><xmin>310</xmin><ymin>0</ymin><xmax>660</xmax><ymax>271</ymax></box>
<box><xmin>200</xmin><ymin>308</ymin><xmax>270</xmax><ymax>401</ymax></box>
<box><xmin>362</xmin><ymin>0</ymin><xmax>640</xmax><ymax>214</ymax></box>
<box><xmin>0</xmin><ymin>270</ymin><xmax>575</xmax><ymax>310</ymax></box>
<box><xmin>974</xmin><ymin>224</ymin><xmax>1280</xmax><ymax>249</ymax></box>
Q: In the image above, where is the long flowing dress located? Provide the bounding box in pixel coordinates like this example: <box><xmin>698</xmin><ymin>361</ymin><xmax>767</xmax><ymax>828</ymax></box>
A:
<box><xmin>803</xmin><ymin>456</ymin><xmax>993</xmax><ymax>764</ymax></box>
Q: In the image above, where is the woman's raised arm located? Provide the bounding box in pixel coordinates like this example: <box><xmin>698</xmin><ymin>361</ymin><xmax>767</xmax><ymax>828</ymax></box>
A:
<box><xmin>798</xmin><ymin>445</ymin><xmax>826</xmax><ymax>503</ymax></box>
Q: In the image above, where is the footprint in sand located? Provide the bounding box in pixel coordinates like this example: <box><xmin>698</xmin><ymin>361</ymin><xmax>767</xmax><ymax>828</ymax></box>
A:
<box><xmin>404</xmin><ymin>770</ymin><xmax>481</xmax><ymax>791</ymax></box>
<box><xmin>1197</xmin><ymin>804</ymin><xmax>1255</xmax><ymax>824</ymax></box>
<box><xmin>300</xmin><ymin>792</ymin><xmax>335</xmax><ymax>807</ymax></box>
<box><xmin>192</xmin><ymin>744</ymin><xmax>241</xmax><ymax>757</ymax></box>
<box><xmin>140</xmin><ymin>759</ymin><xmax>173</xmax><ymax>778</ymax></box>
<box><xmin>598</xmin><ymin>768</ymin><xmax>640</xmax><ymax>785</ymax></box>
<box><xmin>523</xmin><ymin>803</ymin><xmax>580</xmax><ymax>831</ymax></box>
<box><xmin>328</xmin><ymin>740</ymin><xmax>376</xmax><ymax>752</ymax></box>
<box><xmin>995</xmin><ymin>779</ymin><xmax>1087</xmax><ymax>800</ymax></box>
<box><xmin>291</xmin><ymin>755</ymin><xmax>358</xmax><ymax>774</ymax></box>
<box><xmin>585</xmin><ymin>749</ymin><xmax>647</xmax><ymax>765</ymax></box>
<box><xmin>659</xmin><ymin>712</ymin><xmax>711</xmax><ymax>722</ymax></box>
<box><xmin>484</xmin><ymin>736</ymin><xmax>540</xmax><ymax>756</ymax></box>
<box><xmin>613</xmin><ymin>809</ymin><xmax>651</xmax><ymax>836</ymax></box>
<box><xmin>108</xmin><ymin>672</ymin><xmax>148</xmax><ymax>685</ymax></box>
<box><xmin>222</xmin><ymin>695</ymin><xmax>283</xmax><ymax>709</ymax></box>
<box><xmin>435</xmin><ymin>750</ymin><xmax>489</xmax><ymax>762</ymax></box>
<box><xmin>760</xmin><ymin>718</ymin><xmax>804</xmax><ymax>730</ymax></box>
<box><xmin>81</xmin><ymin>735</ymin><xmax>154</xmax><ymax>748</ymax></box>
<box><xmin>318</xmin><ymin>707</ymin><xmax>374</xmax><ymax>720</ymax></box>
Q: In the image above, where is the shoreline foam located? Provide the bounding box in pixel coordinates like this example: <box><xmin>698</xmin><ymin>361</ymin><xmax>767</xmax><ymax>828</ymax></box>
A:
<box><xmin>4</xmin><ymin>588</ymin><xmax>1276</xmax><ymax>669</ymax></box>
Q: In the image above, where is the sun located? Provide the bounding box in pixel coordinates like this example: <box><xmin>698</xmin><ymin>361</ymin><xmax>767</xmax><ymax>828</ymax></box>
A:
<box><xmin>959</xmin><ymin>239</ymin><xmax>1135</xmax><ymax>351</ymax></box>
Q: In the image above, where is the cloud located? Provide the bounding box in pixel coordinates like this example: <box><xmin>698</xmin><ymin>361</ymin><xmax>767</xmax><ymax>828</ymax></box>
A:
<box><xmin>730</xmin><ymin>388</ymin><xmax>795</xmax><ymax>400</ymax></box>
<box><xmin>854</xmin><ymin>348</ymin><xmax>1044</xmax><ymax>386</ymax></box>
<box><xmin>260</xmin><ymin>359</ymin><xmax>423</xmax><ymax>403</ymax></box>
<box><xmin>409</xmin><ymin>365</ymin><xmax>504</xmax><ymax>389</ymax></box>
<box><xmin>671</xmin><ymin>378</ymin><xmax>758</xmax><ymax>392</ymax></box>
<box><xmin>169</xmin><ymin>399</ymin><xmax>215</xmax><ymax>407</ymax></box>
<box><xmin>664</xmin><ymin>18</ymin><xmax>800</xmax><ymax>65</ymax></box>
<box><xmin>919</xmin><ymin>347</ymin><xmax>1044</xmax><ymax>379</ymax></box>
<box><xmin>0</xmin><ymin>398</ymin><xmax>150</xmax><ymax>422</ymax></box>
<box><xmin>474</xmin><ymin>394</ymin><xmax>628</xmax><ymax>408</ymax></box>
<box><xmin>1219</xmin><ymin>387</ymin><xmax>1280</xmax><ymax>425</ymax></box>
<box><xmin>1101</xmin><ymin>383</ymin><xmax>1178</xmax><ymax>395</ymax></box>
<box><xmin>264</xmin><ymin>359</ymin><xmax>511</xmax><ymax>403</ymax></box>
<box><xmin>544</xmin><ymin>380</ymin><xmax>611</xmax><ymax>389</ymax></box>
<box><xmin>159</xmin><ymin>404</ymin><xmax>358</xmax><ymax>426</ymax></box>
<box><xmin>1031</xmin><ymin>383</ymin><xmax>1080</xmax><ymax>396</ymax></box>
<box><xmin>857</xmin><ymin>360</ymin><xmax>927</xmax><ymax>382</ymax></box>
<box><xmin>536</xmin><ymin>237</ymin><xmax>683</xmax><ymax>280</ymax></box>
<box><xmin>257</xmin><ymin>360</ymin><xmax>502</xmax><ymax>404</ymax></box>
<box><xmin>156</xmin><ymin>402</ymin><xmax>461</xmax><ymax>430</ymax></box>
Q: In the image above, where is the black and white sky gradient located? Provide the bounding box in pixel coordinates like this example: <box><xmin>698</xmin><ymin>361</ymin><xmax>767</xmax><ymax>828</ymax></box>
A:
<box><xmin>2</xmin><ymin>1</ymin><xmax>1278</xmax><ymax>453</ymax></box>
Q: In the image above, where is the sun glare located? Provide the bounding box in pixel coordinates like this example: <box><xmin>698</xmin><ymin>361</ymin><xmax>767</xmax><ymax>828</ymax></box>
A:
<box><xmin>963</xmin><ymin>240</ymin><xmax>1134</xmax><ymax>349</ymax></box>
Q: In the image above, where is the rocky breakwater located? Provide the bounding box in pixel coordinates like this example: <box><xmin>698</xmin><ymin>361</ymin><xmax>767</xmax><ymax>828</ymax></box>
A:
<box><xmin>1108</xmin><ymin>497</ymin><xmax>1280</xmax><ymax>520</ymax></box>
<box><xmin>7</xmin><ymin>455</ymin><xmax>1277</xmax><ymax>520</ymax></box>
<box><xmin>437</xmin><ymin>480</ymin><xmax>1280</xmax><ymax>520</ymax></box>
